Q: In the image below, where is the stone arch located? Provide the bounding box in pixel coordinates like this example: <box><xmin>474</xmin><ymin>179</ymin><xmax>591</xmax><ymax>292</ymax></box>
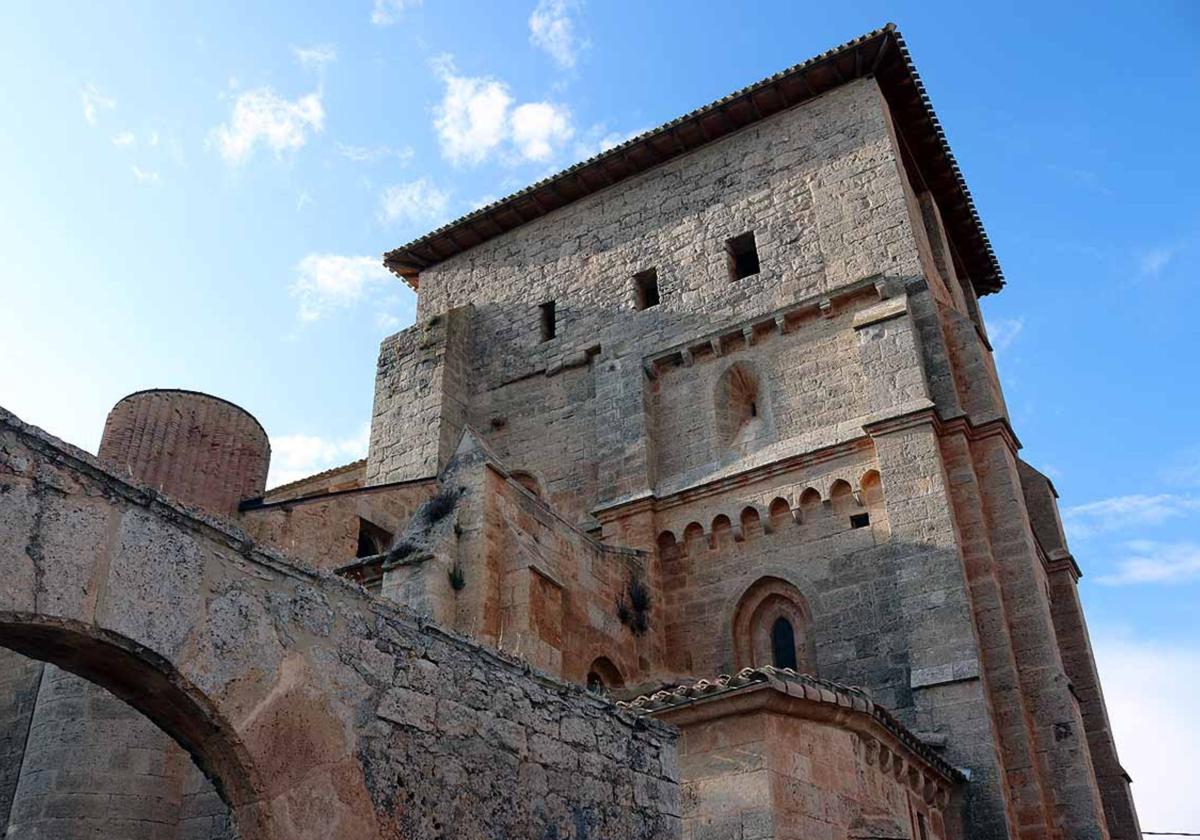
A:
<box><xmin>798</xmin><ymin>487</ymin><xmax>823</xmax><ymax>521</ymax></box>
<box><xmin>657</xmin><ymin>530</ymin><xmax>681</xmax><ymax>564</ymax></box>
<box><xmin>586</xmin><ymin>656</ymin><xmax>625</xmax><ymax>692</ymax></box>
<box><xmin>711</xmin><ymin>514</ymin><xmax>734</xmax><ymax>549</ymax></box>
<box><xmin>714</xmin><ymin>361</ymin><xmax>769</xmax><ymax>451</ymax></box>
<box><xmin>829</xmin><ymin>478</ymin><xmax>856</xmax><ymax>515</ymax></box>
<box><xmin>683</xmin><ymin>522</ymin><xmax>706</xmax><ymax>556</ymax></box>
<box><xmin>860</xmin><ymin>469</ymin><xmax>884</xmax><ymax>508</ymax></box>
<box><xmin>740</xmin><ymin>506</ymin><xmax>763</xmax><ymax>540</ymax></box>
<box><xmin>768</xmin><ymin>497</ymin><xmax>793</xmax><ymax>531</ymax></box>
<box><xmin>0</xmin><ymin>615</ymin><xmax>262</xmax><ymax>838</ymax></box>
<box><xmin>730</xmin><ymin>577</ymin><xmax>816</xmax><ymax>673</ymax></box>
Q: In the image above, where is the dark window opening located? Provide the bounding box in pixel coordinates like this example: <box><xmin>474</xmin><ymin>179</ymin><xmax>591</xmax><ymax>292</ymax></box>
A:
<box><xmin>917</xmin><ymin>813</ymin><xmax>929</xmax><ymax>840</ymax></box>
<box><xmin>749</xmin><ymin>400</ymin><xmax>758</xmax><ymax>418</ymax></box>
<box><xmin>356</xmin><ymin>518</ymin><xmax>394</xmax><ymax>558</ymax></box>
<box><xmin>586</xmin><ymin>672</ymin><xmax>604</xmax><ymax>693</ymax></box>
<box><xmin>726</xmin><ymin>231</ymin><xmax>760</xmax><ymax>280</ymax></box>
<box><xmin>850</xmin><ymin>513</ymin><xmax>871</xmax><ymax>529</ymax></box>
<box><xmin>771</xmin><ymin>617</ymin><xmax>798</xmax><ymax>671</ymax></box>
<box><xmin>539</xmin><ymin>301</ymin><xmax>556</xmax><ymax>341</ymax></box>
<box><xmin>633</xmin><ymin>268</ymin><xmax>660</xmax><ymax>309</ymax></box>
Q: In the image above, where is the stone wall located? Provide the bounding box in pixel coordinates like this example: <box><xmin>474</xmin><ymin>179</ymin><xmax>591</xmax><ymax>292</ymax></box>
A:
<box><xmin>0</xmin><ymin>406</ymin><xmax>682</xmax><ymax>840</ymax></box>
<box><xmin>240</xmin><ymin>481</ymin><xmax>434</xmax><ymax>571</ymax></box>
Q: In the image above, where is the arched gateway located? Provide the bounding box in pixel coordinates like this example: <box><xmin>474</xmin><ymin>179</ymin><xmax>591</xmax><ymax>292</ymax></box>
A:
<box><xmin>0</xmin><ymin>407</ymin><xmax>679</xmax><ymax>840</ymax></box>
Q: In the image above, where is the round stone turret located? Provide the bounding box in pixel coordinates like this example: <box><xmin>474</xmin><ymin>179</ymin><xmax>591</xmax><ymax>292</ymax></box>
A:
<box><xmin>99</xmin><ymin>388</ymin><xmax>270</xmax><ymax>516</ymax></box>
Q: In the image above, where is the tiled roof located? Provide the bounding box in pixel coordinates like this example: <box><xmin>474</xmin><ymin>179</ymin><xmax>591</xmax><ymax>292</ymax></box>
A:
<box><xmin>261</xmin><ymin>458</ymin><xmax>366</xmax><ymax>499</ymax></box>
<box><xmin>619</xmin><ymin>666</ymin><xmax>965</xmax><ymax>782</ymax></box>
<box><xmin>384</xmin><ymin>24</ymin><xmax>1003</xmax><ymax>296</ymax></box>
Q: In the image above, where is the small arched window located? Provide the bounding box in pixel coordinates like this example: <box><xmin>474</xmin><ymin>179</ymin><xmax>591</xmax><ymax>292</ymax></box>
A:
<box><xmin>714</xmin><ymin>362</ymin><xmax>768</xmax><ymax>451</ymax></box>
<box><xmin>771</xmin><ymin>617</ymin><xmax>798</xmax><ymax>670</ymax></box>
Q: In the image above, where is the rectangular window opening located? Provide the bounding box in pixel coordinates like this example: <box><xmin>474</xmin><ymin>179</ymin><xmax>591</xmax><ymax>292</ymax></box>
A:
<box><xmin>539</xmin><ymin>301</ymin><xmax>556</xmax><ymax>342</ymax></box>
<box><xmin>356</xmin><ymin>518</ymin><xmax>394</xmax><ymax>558</ymax></box>
<box><xmin>726</xmin><ymin>231</ymin><xmax>760</xmax><ymax>280</ymax></box>
<box><xmin>633</xmin><ymin>268</ymin><xmax>660</xmax><ymax>310</ymax></box>
<box><xmin>850</xmin><ymin>513</ymin><xmax>871</xmax><ymax>529</ymax></box>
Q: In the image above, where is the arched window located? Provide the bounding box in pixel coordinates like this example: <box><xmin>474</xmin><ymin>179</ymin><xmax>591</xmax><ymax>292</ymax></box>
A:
<box><xmin>586</xmin><ymin>657</ymin><xmax>623</xmax><ymax>693</ymax></box>
<box><xmin>768</xmin><ymin>497</ymin><xmax>792</xmax><ymax>531</ymax></box>
<box><xmin>683</xmin><ymin>522</ymin><xmax>706</xmax><ymax>556</ymax></box>
<box><xmin>740</xmin><ymin>507</ymin><xmax>763</xmax><ymax>540</ymax></box>
<box><xmin>657</xmin><ymin>531</ymin><xmax>681</xmax><ymax>564</ymax></box>
<box><xmin>771</xmin><ymin>617</ymin><xmax>798</xmax><ymax>670</ymax></box>
<box><xmin>731</xmin><ymin>577</ymin><xmax>815</xmax><ymax>673</ymax></box>
<box><xmin>711</xmin><ymin>514</ymin><xmax>733</xmax><ymax>549</ymax></box>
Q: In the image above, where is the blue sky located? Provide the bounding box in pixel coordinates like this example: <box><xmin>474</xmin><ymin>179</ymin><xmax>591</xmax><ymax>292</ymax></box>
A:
<box><xmin>2</xmin><ymin>0</ymin><xmax>1197</xmax><ymax>828</ymax></box>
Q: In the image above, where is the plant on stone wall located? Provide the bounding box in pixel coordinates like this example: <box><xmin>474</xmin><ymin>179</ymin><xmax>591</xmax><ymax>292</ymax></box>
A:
<box><xmin>448</xmin><ymin>564</ymin><xmax>466</xmax><ymax>591</ymax></box>
<box><xmin>424</xmin><ymin>487</ymin><xmax>460</xmax><ymax>524</ymax></box>
<box><xmin>616</xmin><ymin>576</ymin><xmax>652</xmax><ymax>636</ymax></box>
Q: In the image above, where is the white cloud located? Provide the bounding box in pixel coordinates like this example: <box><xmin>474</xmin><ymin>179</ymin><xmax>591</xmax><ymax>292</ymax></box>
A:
<box><xmin>529</xmin><ymin>0</ymin><xmax>586</xmax><ymax>69</ymax></box>
<box><xmin>376</xmin><ymin>311</ymin><xmax>403</xmax><ymax>331</ymax></box>
<box><xmin>336</xmin><ymin>142</ymin><xmax>414</xmax><ymax>165</ymax></box>
<box><xmin>371</xmin><ymin>0</ymin><xmax>421</xmax><ymax>26</ymax></box>
<box><xmin>292</xmin><ymin>43</ymin><xmax>337</xmax><ymax>71</ymax></box>
<box><xmin>268</xmin><ymin>423</ymin><xmax>370</xmax><ymax>488</ymax></box>
<box><xmin>987</xmin><ymin>316</ymin><xmax>1024</xmax><ymax>353</ymax></box>
<box><xmin>1096</xmin><ymin>540</ymin><xmax>1200</xmax><ymax>585</ymax></box>
<box><xmin>112</xmin><ymin>131</ymin><xmax>136</xmax><ymax>147</ymax></box>
<box><xmin>510</xmin><ymin>102</ymin><xmax>573</xmax><ymax>162</ymax></box>
<box><xmin>290</xmin><ymin>254</ymin><xmax>393</xmax><ymax>322</ymax></box>
<box><xmin>433</xmin><ymin>59</ymin><xmax>513</xmax><ymax>166</ymax></box>
<box><xmin>1091</xmin><ymin>630</ymin><xmax>1200</xmax><ymax>830</ymax></box>
<box><xmin>1063</xmin><ymin>494</ymin><xmax>1200</xmax><ymax>541</ymax></box>
<box><xmin>378</xmin><ymin>178</ymin><xmax>451</xmax><ymax>227</ymax></box>
<box><xmin>1139</xmin><ymin>246</ymin><xmax>1174</xmax><ymax>280</ymax></box>
<box><xmin>431</xmin><ymin>56</ymin><xmax>574</xmax><ymax>166</ymax></box>
<box><xmin>211</xmin><ymin>86</ymin><xmax>324</xmax><ymax>165</ymax></box>
<box><xmin>81</xmin><ymin>83</ymin><xmax>115</xmax><ymax>125</ymax></box>
<box><xmin>130</xmin><ymin>165</ymin><xmax>161</xmax><ymax>185</ymax></box>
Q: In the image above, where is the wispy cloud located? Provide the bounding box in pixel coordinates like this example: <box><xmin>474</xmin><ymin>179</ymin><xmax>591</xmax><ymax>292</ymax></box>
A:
<box><xmin>211</xmin><ymin>86</ymin><xmax>324</xmax><ymax>165</ymax></box>
<box><xmin>987</xmin><ymin>316</ymin><xmax>1024</xmax><ymax>354</ymax></box>
<box><xmin>572</xmin><ymin>124</ymin><xmax>647</xmax><ymax>162</ymax></box>
<box><xmin>371</xmin><ymin>0</ymin><xmax>421</xmax><ymax>26</ymax></box>
<box><xmin>1063</xmin><ymin>493</ymin><xmax>1200</xmax><ymax>541</ymax></box>
<box><xmin>290</xmin><ymin>254</ymin><xmax>393</xmax><ymax>322</ymax></box>
<box><xmin>431</xmin><ymin>56</ymin><xmax>574</xmax><ymax>167</ymax></box>
<box><xmin>1138</xmin><ymin>246</ymin><xmax>1175</xmax><ymax>280</ymax></box>
<box><xmin>81</xmin><ymin>83</ymin><xmax>115</xmax><ymax>125</ymax></box>
<box><xmin>1092</xmin><ymin>629</ymin><xmax>1200</xmax><ymax>828</ymax></box>
<box><xmin>378</xmin><ymin>178</ymin><xmax>451</xmax><ymax>227</ymax></box>
<box><xmin>292</xmin><ymin>43</ymin><xmax>337</xmax><ymax>71</ymax></box>
<box><xmin>336</xmin><ymin>142</ymin><xmax>414</xmax><ymax>165</ymax></box>
<box><xmin>267</xmin><ymin>423</ymin><xmax>370</xmax><ymax>488</ymax></box>
<box><xmin>1097</xmin><ymin>540</ymin><xmax>1200</xmax><ymax>585</ymax></box>
<box><xmin>130</xmin><ymin>165</ymin><xmax>161</xmax><ymax>185</ymax></box>
<box><xmin>529</xmin><ymin>0</ymin><xmax>587</xmax><ymax>69</ymax></box>
<box><xmin>111</xmin><ymin>131</ymin><xmax>136</xmax><ymax>147</ymax></box>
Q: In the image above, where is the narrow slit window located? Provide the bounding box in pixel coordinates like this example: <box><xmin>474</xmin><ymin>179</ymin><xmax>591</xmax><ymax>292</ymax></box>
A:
<box><xmin>771</xmin><ymin>617</ymin><xmax>798</xmax><ymax>670</ymax></box>
<box><xmin>539</xmin><ymin>301</ymin><xmax>556</xmax><ymax>342</ymax></box>
<box><xmin>850</xmin><ymin>512</ymin><xmax>871</xmax><ymax>529</ymax></box>
<box><xmin>726</xmin><ymin>231</ymin><xmax>760</xmax><ymax>280</ymax></box>
<box><xmin>633</xmin><ymin>268</ymin><xmax>660</xmax><ymax>310</ymax></box>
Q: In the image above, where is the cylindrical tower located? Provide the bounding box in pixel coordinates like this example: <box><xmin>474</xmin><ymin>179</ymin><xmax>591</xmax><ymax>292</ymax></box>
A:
<box><xmin>98</xmin><ymin>389</ymin><xmax>271</xmax><ymax>516</ymax></box>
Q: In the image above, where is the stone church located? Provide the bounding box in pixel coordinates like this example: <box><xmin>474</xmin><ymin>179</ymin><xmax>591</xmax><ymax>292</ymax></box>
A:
<box><xmin>0</xmin><ymin>24</ymin><xmax>1139</xmax><ymax>840</ymax></box>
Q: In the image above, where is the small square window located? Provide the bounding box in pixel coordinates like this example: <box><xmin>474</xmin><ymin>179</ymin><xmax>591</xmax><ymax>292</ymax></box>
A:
<box><xmin>539</xmin><ymin>301</ymin><xmax>556</xmax><ymax>342</ymax></box>
<box><xmin>633</xmin><ymin>268</ymin><xmax>660</xmax><ymax>310</ymax></box>
<box><xmin>726</xmin><ymin>231</ymin><xmax>760</xmax><ymax>280</ymax></box>
<box><xmin>850</xmin><ymin>513</ymin><xmax>871</xmax><ymax>529</ymax></box>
